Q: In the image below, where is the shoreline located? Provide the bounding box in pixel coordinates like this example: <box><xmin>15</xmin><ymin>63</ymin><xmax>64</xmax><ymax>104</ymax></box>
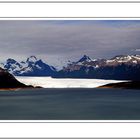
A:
<box><xmin>0</xmin><ymin>86</ymin><xmax>42</xmax><ymax>91</ymax></box>
<box><xmin>98</xmin><ymin>81</ymin><xmax>140</xmax><ymax>90</ymax></box>
<box><xmin>0</xmin><ymin>87</ymin><xmax>35</xmax><ymax>91</ymax></box>
<box><xmin>1</xmin><ymin>81</ymin><xmax>140</xmax><ymax>91</ymax></box>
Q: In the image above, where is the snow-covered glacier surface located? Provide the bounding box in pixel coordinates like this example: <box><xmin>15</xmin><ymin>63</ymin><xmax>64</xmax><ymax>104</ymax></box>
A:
<box><xmin>15</xmin><ymin>76</ymin><xmax>125</xmax><ymax>88</ymax></box>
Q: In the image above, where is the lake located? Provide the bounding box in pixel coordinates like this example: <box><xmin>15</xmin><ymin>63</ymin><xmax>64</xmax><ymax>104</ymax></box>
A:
<box><xmin>0</xmin><ymin>88</ymin><xmax>140</xmax><ymax>120</ymax></box>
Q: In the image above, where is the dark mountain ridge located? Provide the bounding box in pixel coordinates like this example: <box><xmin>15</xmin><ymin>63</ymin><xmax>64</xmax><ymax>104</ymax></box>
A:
<box><xmin>0</xmin><ymin>67</ymin><xmax>32</xmax><ymax>89</ymax></box>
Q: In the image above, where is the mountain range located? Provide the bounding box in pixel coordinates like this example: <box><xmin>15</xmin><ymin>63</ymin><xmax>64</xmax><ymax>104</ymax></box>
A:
<box><xmin>0</xmin><ymin>56</ymin><xmax>56</xmax><ymax>76</ymax></box>
<box><xmin>1</xmin><ymin>54</ymin><xmax>140</xmax><ymax>80</ymax></box>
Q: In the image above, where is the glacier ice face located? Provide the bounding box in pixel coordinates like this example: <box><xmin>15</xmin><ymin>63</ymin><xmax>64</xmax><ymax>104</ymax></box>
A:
<box><xmin>16</xmin><ymin>76</ymin><xmax>125</xmax><ymax>88</ymax></box>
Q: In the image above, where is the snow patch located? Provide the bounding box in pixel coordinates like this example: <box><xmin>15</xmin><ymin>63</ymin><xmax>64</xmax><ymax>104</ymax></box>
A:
<box><xmin>106</xmin><ymin>60</ymin><xmax>114</xmax><ymax>63</ymax></box>
<box><xmin>26</xmin><ymin>56</ymin><xmax>38</xmax><ymax>63</ymax></box>
<box><xmin>133</xmin><ymin>60</ymin><xmax>137</xmax><ymax>64</ymax></box>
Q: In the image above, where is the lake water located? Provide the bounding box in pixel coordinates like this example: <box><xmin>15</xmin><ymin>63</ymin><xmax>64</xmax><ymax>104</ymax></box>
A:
<box><xmin>0</xmin><ymin>88</ymin><xmax>140</xmax><ymax>120</ymax></box>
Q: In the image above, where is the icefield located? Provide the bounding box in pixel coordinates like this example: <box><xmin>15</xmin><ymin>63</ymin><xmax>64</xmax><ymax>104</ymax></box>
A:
<box><xmin>15</xmin><ymin>76</ymin><xmax>125</xmax><ymax>88</ymax></box>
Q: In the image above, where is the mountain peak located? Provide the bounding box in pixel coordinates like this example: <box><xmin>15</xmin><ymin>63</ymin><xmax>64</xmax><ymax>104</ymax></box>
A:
<box><xmin>78</xmin><ymin>55</ymin><xmax>91</xmax><ymax>63</ymax></box>
<box><xmin>26</xmin><ymin>56</ymin><xmax>38</xmax><ymax>63</ymax></box>
<box><xmin>6</xmin><ymin>58</ymin><xmax>17</xmax><ymax>64</ymax></box>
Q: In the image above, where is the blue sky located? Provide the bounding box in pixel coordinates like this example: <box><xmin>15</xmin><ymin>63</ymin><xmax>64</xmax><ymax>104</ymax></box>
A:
<box><xmin>0</xmin><ymin>20</ymin><xmax>140</xmax><ymax>66</ymax></box>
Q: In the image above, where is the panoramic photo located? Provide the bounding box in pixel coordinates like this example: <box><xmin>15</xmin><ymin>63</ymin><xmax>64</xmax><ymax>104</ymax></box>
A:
<box><xmin>0</xmin><ymin>20</ymin><xmax>140</xmax><ymax>120</ymax></box>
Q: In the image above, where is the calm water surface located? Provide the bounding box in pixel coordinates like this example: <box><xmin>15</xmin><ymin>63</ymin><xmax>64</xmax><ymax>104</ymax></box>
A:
<box><xmin>0</xmin><ymin>88</ymin><xmax>140</xmax><ymax>120</ymax></box>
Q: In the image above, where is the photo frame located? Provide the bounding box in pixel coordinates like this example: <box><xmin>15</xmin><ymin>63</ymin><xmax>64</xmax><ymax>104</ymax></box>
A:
<box><xmin>0</xmin><ymin>1</ymin><xmax>140</xmax><ymax>139</ymax></box>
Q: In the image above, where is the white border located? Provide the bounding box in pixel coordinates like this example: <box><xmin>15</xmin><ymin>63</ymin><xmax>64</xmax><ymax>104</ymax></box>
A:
<box><xmin>0</xmin><ymin>2</ymin><xmax>139</xmax><ymax>138</ymax></box>
<box><xmin>0</xmin><ymin>122</ymin><xmax>140</xmax><ymax>138</ymax></box>
<box><xmin>1</xmin><ymin>0</ymin><xmax>140</xmax><ymax>2</ymax></box>
<box><xmin>0</xmin><ymin>3</ymin><xmax>140</xmax><ymax>17</ymax></box>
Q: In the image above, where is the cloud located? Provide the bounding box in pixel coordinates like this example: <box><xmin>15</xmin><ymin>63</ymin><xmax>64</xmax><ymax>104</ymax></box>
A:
<box><xmin>0</xmin><ymin>20</ymin><xmax>139</xmax><ymax>65</ymax></box>
<box><xmin>134</xmin><ymin>49</ymin><xmax>140</xmax><ymax>52</ymax></box>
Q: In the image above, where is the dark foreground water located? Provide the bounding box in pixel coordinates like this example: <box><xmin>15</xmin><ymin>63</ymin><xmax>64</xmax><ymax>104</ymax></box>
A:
<box><xmin>0</xmin><ymin>88</ymin><xmax>140</xmax><ymax>120</ymax></box>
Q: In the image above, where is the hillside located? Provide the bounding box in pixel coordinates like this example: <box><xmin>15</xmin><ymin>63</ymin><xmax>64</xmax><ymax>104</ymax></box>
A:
<box><xmin>0</xmin><ymin>67</ymin><xmax>33</xmax><ymax>89</ymax></box>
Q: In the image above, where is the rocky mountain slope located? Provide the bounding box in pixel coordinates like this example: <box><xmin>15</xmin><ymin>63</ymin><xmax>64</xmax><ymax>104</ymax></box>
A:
<box><xmin>56</xmin><ymin>54</ymin><xmax>140</xmax><ymax>80</ymax></box>
<box><xmin>1</xmin><ymin>54</ymin><xmax>140</xmax><ymax>80</ymax></box>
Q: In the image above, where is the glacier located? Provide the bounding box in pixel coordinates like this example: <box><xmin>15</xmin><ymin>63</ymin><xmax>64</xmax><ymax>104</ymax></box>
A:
<box><xmin>15</xmin><ymin>76</ymin><xmax>125</xmax><ymax>88</ymax></box>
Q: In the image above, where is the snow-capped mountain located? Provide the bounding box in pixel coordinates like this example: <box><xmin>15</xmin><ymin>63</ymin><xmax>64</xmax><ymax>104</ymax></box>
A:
<box><xmin>2</xmin><ymin>59</ymin><xmax>23</xmax><ymax>75</ymax></box>
<box><xmin>2</xmin><ymin>56</ymin><xmax>56</xmax><ymax>76</ymax></box>
<box><xmin>56</xmin><ymin>54</ymin><xmax>140</xmax><ymax>80</ymax></box>
<box><xmin>106</xmin><ymin>55</ymin><xmax>140</xmax><ymax>65</ymax></box>
<box><xmin>63</xmin><ymin>54</ymin><xmax>140</xmax><ymax>70</ymax></box>
<box><xmin>1</xmin><ymin>54</ymin><xmax>140</xmax><ymax>80</ymax></box>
